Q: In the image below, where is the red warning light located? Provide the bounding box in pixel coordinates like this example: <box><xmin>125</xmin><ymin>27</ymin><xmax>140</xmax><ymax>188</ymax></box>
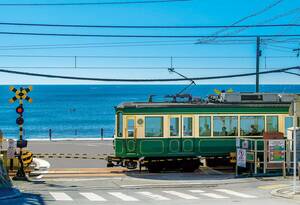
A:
<box><xmin>16</xmin><ymin>105</ymin><xmax>24</xmax><ymax>115</ymax></box>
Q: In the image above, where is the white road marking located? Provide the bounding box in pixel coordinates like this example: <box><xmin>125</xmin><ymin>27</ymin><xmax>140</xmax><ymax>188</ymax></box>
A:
<box><xmin>36</xmin><ymin>175</ymin><xmax>43</xmax><ymax>179</ymax></box>
<box><xmin>201</xmin><ymin>193</ymin><xmax>229</xmax><ymax>199</ymax></box>
<box><xmin>49</xmin><ymin>192</ymin><xmax>73</xmax><ymax>201</ymax></box>
<box><xmin>108</xmin><ymin>192</ymin><xmax>139</xmax><ymax>201</ymax></box>
<box><xmin>215</xmin><ymin>189</ymin><xmax>257</xmax><ymax>198</ymax></box>
<box><xmin>189</xmin><ymin>190</ymin><xmax>205</xmax><ymax>193</ymax></box>
<box><xmin>137</xmin><ymin>191</ymin><xmax>170</xmax><ymax>200</ymax></box>
<box><xmin>79</xmin><ymin>192</ymin><xmax>107</xmax><ymax>201</ymax></box>
<box><xmin>163</xmin><ymin>191</ymin><xmax>198</xmax><ymax>199</ymax></box>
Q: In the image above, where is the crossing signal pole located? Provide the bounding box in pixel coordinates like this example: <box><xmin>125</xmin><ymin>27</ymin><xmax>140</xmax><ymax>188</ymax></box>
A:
<box><xmin>9</xmin><ymin>86</ymin><xmax>32</xmax><ymax>181</ymax></box>
<box><xmin>256</xmin><ymin>36</ymin><xmax>261</xmax><ymax>93</ymax></box>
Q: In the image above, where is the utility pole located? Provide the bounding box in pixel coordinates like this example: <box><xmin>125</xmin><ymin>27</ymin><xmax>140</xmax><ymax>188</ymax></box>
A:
<box><xmin>256</xmin><ymin>36</ymin><xmax>261</xmax><ymax>93</ymax></box>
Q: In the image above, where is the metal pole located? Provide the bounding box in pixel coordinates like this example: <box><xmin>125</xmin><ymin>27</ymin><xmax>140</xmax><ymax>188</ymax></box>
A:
<box><xmin>49</xmin><ymin>129</ymin><xmax>52</xmax><ymax>141</ymax></box>
<box><xmin>256</xmin><ymin>36</ymin><xmax>261</xmax><ymax>93</ymax></box>
<box><xmin>293</xmin><ymin>100</ymin><xmax>297</xmax><ymax>194</ymax></box>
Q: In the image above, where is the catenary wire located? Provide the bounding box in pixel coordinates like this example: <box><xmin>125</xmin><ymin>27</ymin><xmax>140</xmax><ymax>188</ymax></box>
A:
<box><xmin>0</xmin><ymin>66</ymin><xmax>298</xmax><ymax>82</ymax></box>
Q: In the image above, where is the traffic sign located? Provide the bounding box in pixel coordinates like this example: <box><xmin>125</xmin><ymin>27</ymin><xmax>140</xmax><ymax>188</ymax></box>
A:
<box><xmin>237</xmin><ymin>148</ymin><xmax>246</xmax><ymax>168</ymax></box>
<box><xmin>7</xmin><ymin>139</ymin><xmax>16</xmax><ymax>159</ymax></box>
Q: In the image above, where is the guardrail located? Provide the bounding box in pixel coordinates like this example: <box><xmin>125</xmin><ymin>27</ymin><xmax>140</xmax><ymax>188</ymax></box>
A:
<box><xmin>0</xmin><ymin>128</ymin><xmax>114</xmax><ymax>140</ymax></box>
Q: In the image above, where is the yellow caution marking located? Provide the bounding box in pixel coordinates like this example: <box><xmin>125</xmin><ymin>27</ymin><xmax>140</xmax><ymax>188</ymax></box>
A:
<box><xmin>257</xmin><ymin>184</ymin><xmax>289</xmax><ymax>190</ymax></box>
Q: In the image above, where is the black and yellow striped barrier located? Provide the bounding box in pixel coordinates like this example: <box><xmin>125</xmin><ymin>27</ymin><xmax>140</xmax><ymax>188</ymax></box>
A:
<box><xmin>33</xmin><ymin>153</ymin><xmax>113</xmax><ymax>160</ymax></box>
<box><xmin>21</xmin><ymin>150</ymin><xmax>33</xmax><ymax>168</ymax></box>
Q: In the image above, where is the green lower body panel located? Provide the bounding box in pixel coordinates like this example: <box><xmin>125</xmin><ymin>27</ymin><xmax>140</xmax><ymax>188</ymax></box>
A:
<box><xmin>114</xmin><ymin>137</ymin><xmax>236</xmax><ymax>158</ymax></box>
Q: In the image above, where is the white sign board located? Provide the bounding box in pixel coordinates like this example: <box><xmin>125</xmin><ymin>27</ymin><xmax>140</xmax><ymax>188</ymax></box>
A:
<box><xmin>7</xmin><ymin>139</ymin><xmax>16</xmax><ymax>159</ymax></box>
<box><xmin>237</xmin><ymin>148</ymin><xmax>246</xmax><ymax>168</ymax></box>
<box><xmin>269</xmin><ymin>140</ymin><xmax>285</xmax><ymax>163</ymax></box>
<box><xmin>242</xmin><ymin>140</ymin><xmax>248</xmax><ymax>149</ymax></box>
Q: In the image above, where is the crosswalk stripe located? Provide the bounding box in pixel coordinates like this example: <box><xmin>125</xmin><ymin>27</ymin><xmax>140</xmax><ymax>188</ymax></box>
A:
<box><xmin>201</xmin><ymin>193</ymin><xmax>229</xmax><ymax>199</ymax></box>
<box><xmin>79</xmin><ymin>192</ymin><xmax>107</xmax><ymax>201</ymax></box>
<box><xmin>137</xmin><ymin>191</ymin><xmax>170</xmax><ymax>200</ymax></box>
<box><xmin>163</xmin><ymin>191</ymin><xmax>198</xmax><ymax>199</ymax></box>
<box><xmin>49</xmin><ymin>192</ymin><xmax>73</xmax><ymax>201</ymax></box>
<box><xmin>215</xmin><ymin>189</ymin><xmax>257</xmax><ymax>198</ymax></box>
<box><xmin>108</xmin><ymin>192</ymin><xmax>139</xmax><ymax>201</ymax></box>
<box><xmin>189</xmin><ymin>190</ymin><xmax>205</xmax><ymax>193</ymax></box>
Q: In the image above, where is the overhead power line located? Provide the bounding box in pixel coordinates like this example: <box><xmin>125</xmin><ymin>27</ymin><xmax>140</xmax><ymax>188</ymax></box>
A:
<box><xmin>1</xmin><ymin>31</ymin><xmax>300</xmax><ymax>38</ymax></box>
<box><xmin>0</xmin><ymin>66</ymin><xmax>298</xmax><ymax>82</ymax></box>
<box><xmin>197</xmin><ymin>0</ymin><xmax>284</xmax><ymax>43</ymax></box>
<box><xmin>0</xmin><ymin>0</ymin><xmax>190</xmax><ymax>6</ymax></box>
<box><xmin>0</xmin><ymin>54</ymin><xmax>295</xmax><ymax>59</ymax></box>
<box><xmin>1</xmin><ymin>22</ymin><xmax>300</xmax><ymax>29</ymax></box>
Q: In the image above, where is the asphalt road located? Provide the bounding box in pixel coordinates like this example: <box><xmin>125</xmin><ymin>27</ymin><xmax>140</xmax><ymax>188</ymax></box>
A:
<box><xmin>3</xmin><ymin>174</ymin><xmax>299</xmax><ymax>205</ymax></box>
<box><xmin>27</xmin><ymin>140</ymin><xmax>114</xmax><ymax>168</ymax></box>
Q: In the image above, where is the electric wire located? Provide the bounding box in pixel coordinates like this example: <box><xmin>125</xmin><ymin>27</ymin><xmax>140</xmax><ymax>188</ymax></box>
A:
<box><xmin>0</xmin><ymin>0</ymin><xmax>190</xmax><ymax>6</ymax></box>
<box><xmin>1</xmin><ymin>31</ymin><xmax>300</xmax><ymax>38</ymax></box>
<box><xmin>0</xmin><ymin>66</ymin><xmax>298</xmax><ymax>82</ymax></box>
<box><xmin>1</xmin><ymin>22</ymin><xmax>300</xmax><ymax>29</ymax></box>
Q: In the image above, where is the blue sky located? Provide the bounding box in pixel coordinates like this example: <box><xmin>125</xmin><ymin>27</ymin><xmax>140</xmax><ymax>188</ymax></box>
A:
<box><xmin>0</xmin><ymin>0</ymin><xmax>300</xmax><ymax>84</ymax></box>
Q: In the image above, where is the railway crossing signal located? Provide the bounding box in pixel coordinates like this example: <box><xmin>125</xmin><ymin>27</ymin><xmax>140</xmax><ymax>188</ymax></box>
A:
<box><xmin>21</xmin><ymin>150</ymin><xmax>33</xmax><ymax>168</ymax></box>
<box><xmin>9</xmin><ymin>86</ymin><xmax>33</xmax><ymax>181</ymax></box>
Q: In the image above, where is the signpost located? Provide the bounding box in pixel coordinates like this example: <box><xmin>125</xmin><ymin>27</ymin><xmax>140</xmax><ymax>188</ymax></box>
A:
<box><xmin>289</xmin><ymin>98</ymin><xmax>300</xmax><ymax>194</ymax></box>
<box><xmin>7</xmin><ymin>139</ymin><xmax>16</xmax><ymax>159</ymax></box>
<box><xmin>237</xmin><ymin>148</ymin><xmax>246</xmax><ymax>168</ymax></box>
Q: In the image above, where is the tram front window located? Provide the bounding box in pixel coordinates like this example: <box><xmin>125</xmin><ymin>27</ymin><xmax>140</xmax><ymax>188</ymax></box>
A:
<box><xmin>170</xmin><ymin>117</ymin><xmax>179</xmax><ymax>137</ymax></box>
<box><xmin>183</xmin><ymin>117</ymin><xmax>193</xmax><ymax>136</ymax></box>
<box><xmin>127</xmin><ymin>119</ymin><xmax>135</xmax><ymax>137</ymax></box>
<box><xmin>199</xmin><ymin>116</ymin><xmax>211</xmax><ymax>136</ymax></box>
<box><xmin>213</xmin><ymin>116</ymin><xmax>238</xmax><ymax>136</ymax></box>
<box><xmin>145</xmin><ymin>117</ymin><xmax>163</xmax><ymax>137</ymax></box>
<box><xmin>266</xmin><ymin>116</ymin><xmax>278</xmax><ymax>132</ymax></box>
<box><xmin>240</xmin><ymin>116</ymin><xmax>264</xmax><ymax>136</ymax></box>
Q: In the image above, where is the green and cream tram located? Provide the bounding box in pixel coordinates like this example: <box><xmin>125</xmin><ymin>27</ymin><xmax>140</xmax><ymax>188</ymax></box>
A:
<box><xmin>108</xmin><ymin>93</ymin><xmax>300</xmax><ymax>172</ymax></box>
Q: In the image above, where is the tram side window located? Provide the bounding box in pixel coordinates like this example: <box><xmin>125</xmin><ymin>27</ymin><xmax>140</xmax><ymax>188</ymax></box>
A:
<box><xmin>199</xmin><ymin>116</ymin><xmax>211</xmax><ymax>136</ymax></box>
<box><xmin>183</xmin><ymin>117</ymin><xmax>193</xmax><ymax>136</ymax></box>
<box><xmin>145</xmin><ymin>117</ymin><xmax>163</xmax><ymax>137</ymax></box>
<box><xmin>266</xmin><ymin>116</ymin><xmax>278</xmax><ymax>132</ymax></box>
<box><xmin>170</xmin><ymin>117</ymin><xmax>179</xmax><ymax>137</ymax></box>
<box><xmin>240</xmin><ymin>116</ymin><xmax>264</xmax><ymax>136</ymax></box>
<box><xmin>213</xmin><ymin>116</ymin><xmax>238</xmax><ymax>136</ymax></box>
<box><xmin>117</xmin><ymin>112</ymin><xmax>123</xmax><ymax>137</ymax></box>
<box><xmin>127</xmin><ymin>119</ymin><xmax>135</xmax><ymax>137</ymax></box>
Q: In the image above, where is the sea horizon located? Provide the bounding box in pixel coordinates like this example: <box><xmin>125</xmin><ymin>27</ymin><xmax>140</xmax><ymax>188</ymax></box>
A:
<box><xmin>0</xmin><ymin>84</ymin><xmax>299</xmax><ymax>140</ymax></box>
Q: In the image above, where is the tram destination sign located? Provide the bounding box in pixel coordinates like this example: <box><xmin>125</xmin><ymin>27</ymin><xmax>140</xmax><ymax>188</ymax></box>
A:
<box><xmin>269</xmin><ymin>140</ymin><xmax>285</xmax><ymax>163</ymax></box>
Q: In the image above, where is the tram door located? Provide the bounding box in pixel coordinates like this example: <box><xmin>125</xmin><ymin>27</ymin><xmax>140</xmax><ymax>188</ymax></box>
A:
<box><xmin>181</xmin><ymin>116</ymin><xmax>195</xmax><ymax>153</ymax></box>
<box><xmin>125</xmin><ymin>117</ymin><xmax>137</xmax><ymax>154</ymax></box>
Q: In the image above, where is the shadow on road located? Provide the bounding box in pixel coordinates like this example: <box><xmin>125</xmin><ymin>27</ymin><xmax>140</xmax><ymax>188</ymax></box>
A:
<box><xmin>1</xmin><ymin>193</ymin><xmax>46</xmax><ymax>205</ymax></box>
<box><xmin>124</xmin><ymin>168</ymin><xmax>235</xmax><ymax>181</ymax></box>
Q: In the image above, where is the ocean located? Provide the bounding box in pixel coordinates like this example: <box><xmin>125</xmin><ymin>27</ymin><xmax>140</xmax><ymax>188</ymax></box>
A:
<box><xmin>0</xmin><ymin>84</ymin><xmax>299</xmax><ymax>140</ymax></box>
